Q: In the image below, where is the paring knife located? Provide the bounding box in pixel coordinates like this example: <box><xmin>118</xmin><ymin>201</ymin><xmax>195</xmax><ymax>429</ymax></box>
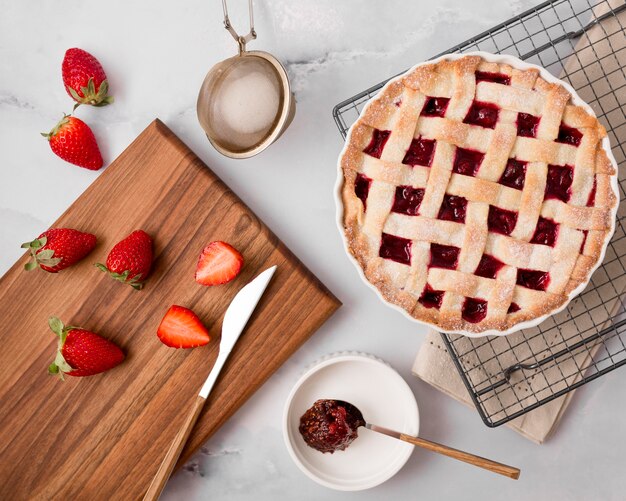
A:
<box><xmin>144</xmin><ymin>265</ymin><xmax>277</xmax><ymax>501</ymax></box>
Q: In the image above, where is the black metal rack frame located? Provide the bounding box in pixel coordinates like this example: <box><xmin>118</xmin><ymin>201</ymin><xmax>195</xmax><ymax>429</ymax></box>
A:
<box><xmin>332</xmin><ymin>0</ymin><xmax>626</xmax><ymax>427</ymax></box>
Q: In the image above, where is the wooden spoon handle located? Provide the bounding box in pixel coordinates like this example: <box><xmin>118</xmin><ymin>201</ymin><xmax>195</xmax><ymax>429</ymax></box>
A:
<box><xmin>143</xmin><ymin>395</ymin><xmax>206</xmax><ymax>501</ymax></box>
<box><xmin>399</xmin><ymin>433</ymin><xmax>520</xmax><ymax>479</ymax></box>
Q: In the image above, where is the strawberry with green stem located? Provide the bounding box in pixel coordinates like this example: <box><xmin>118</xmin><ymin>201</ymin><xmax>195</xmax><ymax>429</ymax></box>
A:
<box><xmin>42</xmin><ymin>114</ymin><xmax>103</xmax><ymax>170</ymax></box>
<box><xmin>21</xmin><ymin>228</ymin><xmax>97</xmax><ymax>272</ymax></box>
<box><xmin>48</xmin><ymin>317</ymin><xmax>125</xmax><ymax>379</ymax></box>
<box><xmin>62</xmin><ymin>48</ymin><xmax>113</xmax><ymax>109</ymax></box>
<box><xmin>96</xmin><ymin>230</ymin><xmax>153</xmax><ymax>290</ymax></box>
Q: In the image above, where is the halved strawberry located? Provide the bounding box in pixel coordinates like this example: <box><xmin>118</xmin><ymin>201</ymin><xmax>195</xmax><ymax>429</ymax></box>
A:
<box><xmin>195</xmin><ymin>241</ymin><xmax>243</xmax><ymax>286</ymax></box>
<box><xmin>157</xmin><ymin>305</ymin><xmax>211</xmax><ymax>349</ymax></box>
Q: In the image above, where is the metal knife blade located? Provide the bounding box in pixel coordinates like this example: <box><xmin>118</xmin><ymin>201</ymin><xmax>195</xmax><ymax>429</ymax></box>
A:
<box><xmin>199</xmin><ymin>265</ymin><xmax>277</xmax><ymax>399</ymax></box>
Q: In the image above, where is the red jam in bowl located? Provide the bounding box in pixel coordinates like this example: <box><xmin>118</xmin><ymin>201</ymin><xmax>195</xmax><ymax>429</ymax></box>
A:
<box><xmin>299</xmin><ymin>399</ymin><xmax>365</xmax><ymax>453</ymax></box>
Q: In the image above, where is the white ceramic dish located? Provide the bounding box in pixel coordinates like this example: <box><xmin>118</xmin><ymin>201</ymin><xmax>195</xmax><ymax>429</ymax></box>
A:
<box><xmin>335</xmin><ymin>51</ymin><xmax>620</xmax><ymax>338</ymax></box>
<box><xmin>283</xmin><ymin>352</ymin><xmax>419</xmax><ymax>491</ymax></box>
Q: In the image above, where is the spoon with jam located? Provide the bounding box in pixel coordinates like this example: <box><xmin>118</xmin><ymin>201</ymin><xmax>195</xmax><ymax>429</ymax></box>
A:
<box><xmin>299</xmin><ymin>399</ymin><xmax>520</xmax><ymax>479</ymax></box>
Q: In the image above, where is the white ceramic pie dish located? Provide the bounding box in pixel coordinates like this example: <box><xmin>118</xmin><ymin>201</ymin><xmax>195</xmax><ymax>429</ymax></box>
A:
<box><xmin>334</xmin><ymin>50</ymin><xmax>620</xmax><ymax>338</ymax></box>
<box><xmin>282</xmin><ymin>352</ymin><xmax>419</xmax><ymax>491</ymax></box>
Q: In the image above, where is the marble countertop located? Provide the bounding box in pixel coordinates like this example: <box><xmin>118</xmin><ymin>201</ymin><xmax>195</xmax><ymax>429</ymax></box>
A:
<box><xmin>1</xmin><ymin>1</ymin><xmax>624</xmax><ymax>499</ymax></box>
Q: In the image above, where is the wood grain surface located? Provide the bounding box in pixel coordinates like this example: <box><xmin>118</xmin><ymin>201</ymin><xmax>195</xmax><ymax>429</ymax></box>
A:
<box><xmin>0</xmin><ymin>120</ymin><xmax>340</xmax><ymax>500</ymax></box>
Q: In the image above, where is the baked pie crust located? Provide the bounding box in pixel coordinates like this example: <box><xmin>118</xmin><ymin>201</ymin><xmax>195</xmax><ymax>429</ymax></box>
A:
<box><xmin>339</xmin><ymin>54</ymin><xmax>618</xmax><ymax>333</ymax></box>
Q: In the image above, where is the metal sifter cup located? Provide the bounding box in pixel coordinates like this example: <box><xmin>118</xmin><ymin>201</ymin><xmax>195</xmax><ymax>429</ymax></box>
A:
<box><xmin>197</xmin><ymin>0</ymin><xmax>295</xmax><ymax>159</ymax></box>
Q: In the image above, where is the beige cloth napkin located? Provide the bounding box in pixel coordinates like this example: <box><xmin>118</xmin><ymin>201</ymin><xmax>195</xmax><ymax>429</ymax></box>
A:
<box><xmin>413</xmin><ymin>1</ymin><xmax>625</xmax><ymax>445</ymax></box>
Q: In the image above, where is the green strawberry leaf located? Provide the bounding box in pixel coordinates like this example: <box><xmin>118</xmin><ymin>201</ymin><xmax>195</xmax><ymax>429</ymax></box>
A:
<box><xmin>69</xmin><ymin>87</ymin><xmax>82</xmax><ymax>101</ymax></box>
<box><xmin>48</xmin><ymin>316</ymin><xmax>65</xmax><ymax>338</ymax></box>
<box><xmin>24</xmin><ymin>261</ymin><xmax>38</xmax><ymax>271</ymax></box>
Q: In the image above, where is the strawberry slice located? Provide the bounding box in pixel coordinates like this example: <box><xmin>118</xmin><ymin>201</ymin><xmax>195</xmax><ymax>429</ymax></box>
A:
<box><xmin>195</xmin><ymin>241</ymin><xmax>243</xmax><ymax>286</ymax></box>
<box><xmin>157</xmin><ymin>305</ymin><xmax>211</xmax><ymax>349</ymax></box>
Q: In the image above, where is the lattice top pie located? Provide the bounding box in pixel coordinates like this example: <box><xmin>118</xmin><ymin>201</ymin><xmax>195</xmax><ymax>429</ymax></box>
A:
<box><xmin>340</xmin><ymin>55</ymin><xmax>617</xmax><ymax>333</ymax></box>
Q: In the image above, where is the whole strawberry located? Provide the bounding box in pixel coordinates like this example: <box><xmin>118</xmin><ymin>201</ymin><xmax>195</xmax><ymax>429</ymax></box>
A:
<box><xmin>42</xmin><ymin>115</ymin><xmax>103</xmax><ymax>170</ymax></box>
<box><xmin>21</xmin><ymin>228</ymin><xmax>97</xmax><ymax>272</ymax></box>
<box><xmin>48</xmin><ymin>316</ymin><xmax>124</xmax><ymax>379</ymax></box>
<box><xmin>96</xmin><ymin>230</ymin><xmax>153</xmax><ymax>290</ymax></box>
<box><xmin>62</xmin><ymin>48</ymin><xmax>113</xmax><ymax>108</ymax></box>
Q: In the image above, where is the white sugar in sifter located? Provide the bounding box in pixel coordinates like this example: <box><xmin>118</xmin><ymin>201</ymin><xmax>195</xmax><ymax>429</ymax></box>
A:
<box><xmin>197</xmin><ymin>0</ymin><xmax>295</xmax><ymax>159</ymax></box>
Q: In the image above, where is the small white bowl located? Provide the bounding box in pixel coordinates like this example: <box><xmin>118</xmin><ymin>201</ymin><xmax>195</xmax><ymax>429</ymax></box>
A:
<box><xmin>283</xmin><ymin>352</ymin><xmax>419</xmax><ymax>491</ymax></box>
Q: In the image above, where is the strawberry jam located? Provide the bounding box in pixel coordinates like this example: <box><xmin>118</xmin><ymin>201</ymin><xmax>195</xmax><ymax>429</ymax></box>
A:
<box><xmin>421</xmin><ymin>97</ymin><xmax>450</xmax><ymax>117</ymax></box>
<box><xmin>391</xmin><ymin>186</ymin><xmax>425</xmax><ymax>216</ymax></box>
<box><xmin>488</xmin><ymin>206</ymin><xmax>518</xmax><ymax>236</ymax></box>
<box><xmin>429</xmin><ymin>243</ymin><xmax>460</xmax><ymax>270</ymax></box>
<box><xmin>474</xmin><ymin>254</ymin><xmax>505</xmax><ymax>279</ymax></box>
<box><xmin>354</xmin><ymin>173</ymin><xmax>371</xmax><ymax>210</ymax></box>
<box><xmin>545</xmin><ymin>164</ymin><xmax>573</xmax><ymax>203</ymax></box>
<box><xmin>363</xmin><ymin>129</ymin><xmax>390</xmax><ymax>159</ymax></box>
<box><xmin>556</xmin><ymin>124</ymin><xmax>583</xmax><ymax>147</ymax></box>
<box><xmin>419</xmin><ymin>284</ymin><xmax>445</xmax><ymax>309</ymax></box>
<box><xmin>498</xmin><ymin>159</ymin><xmax>527</xmax><ymax>190</ymax></box>
<box><xmin>299</xmin><ymin>399</ymin><xmax>365</xmax><ymax>453</ymax></box>
<box><xmin>438</xmin><ymin>195</ymin><xmax>467</xmax><ymax>223</ymax></box>
<box><xmin>462</xmin><ymin>297</ymin><xmax>488</xmax><ymax>323</ymax></box>
<box><xmin>402</xmin><ymin>137</ymin><xmax>436</xmax><ymax>167</ymax></box>
<box><xmin>475</xmin><ymin>71</ymin><xmax>511</xmax><ymax>85</ymax></box>
<box><xmin>517</xmin><ymin>269</ymin><xmax>550</xmax><ymax>291</ymax></box>
<box><xmin>453</xmin><ymin>148</ymin><xmax>485</xmax><ymax>177</ymax></box>
<box><xmin>530</xmin><ymin>217</ymin><xmax>559</xmax><ymax>247</ymax></box>
<box><xmin>516</xmin><ymin>112</ymin><xmax>541</xmax><ymax>138</ymax></box>
<box><xmin>379</xmin><ymin>233</ymin><xmax>412</xmax><ymax>265</ymax></box>
<box><xmin>463</xmin><ymin>101</ymin><xmax>500</xmax><ymax>129</ymax></box>
<box><xmin>508</xmin><ymin>302</ymin><xmax>521</xmax><ymax>313</ymax></box>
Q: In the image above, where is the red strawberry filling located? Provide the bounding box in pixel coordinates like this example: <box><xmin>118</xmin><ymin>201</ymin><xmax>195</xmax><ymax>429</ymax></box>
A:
<box><xmin>516</xmin><ymin>112</ymin><xmax>541</xmax><ymax>138</ymax></box>
<box><xmin>498</xmin><ymin>159</ymin><xmax>527</xmax><ymax>190</ymax></box>
<box><xmin>516</xmin><ymin>269</ymin><xmax>550</xmax><ymax>291</ymax></box>
<box><xmin>437</xmin><ymin>195</ymin><xmax>467</xmax><ymax>223</ymax></box>
<box><xmin>463</xmin><ymin>101</ymin><xmax>500</xmax><ymax>129</ymax></box>
<box><xmin>299</xmin><ymin>400</ymin><xmax>365</xmax><ymax>454</ymax></box>
<box><xmin>429</xmin><ymin>243</ymin><xmax>460</xmax><ymax>270</ymax></box>
<box><xmin>402</xmin><ymin>137</ymin><xmax>436</xmax><ymax>167</ymax></box>
<box><xmin>421</xmin><ymin>97</ymin><xmax>450</xmax><ymax>117</ymax></box>
<box><xmin>363</xmin><ymin>129</ymin><xmax>390</xmax><ymax>158</ymax></box>
<box><xmin>418</xmin><ymin>284</ymin><xmax>445</xmax><ymax>309</ymax></box>
<box><xmin>507</xmin><ymin>302</ymin><xmax>521</xmax><ymax>313</ymax></box>
<box><xmin>391</xmin><ymin>186</ymin><xmax>425</xmax><ymax>216</ymax></box>
<box><xmin>475</xmin><ymin>71</ymin><xmax>511</xmax><ymax>85</ymax></box>
<box><xmin>462</xmin><ymin>297</ymin><xmax>488</xmax><ymax>323</ymax></box>
<box><xmin>545</xmin><ymin>164</ymin><xmax>574</xmax><ymax>203</ymax></box>
<box><xmin>556</xmin><ymin>124</ymin><xmax>583</xmax><ymax>147</ymax></box>
<box><xmin>530</xmin><ymin>217</ymin><xmax>559</xmax><ymax>247</ymax></box>
<box><xmin>474</xmin><ymin>254</ymin><xmax>505</xmax><ymax>279</ymax></box>
<box><xmin>488</xmin><ymin>206</ymin><xmax>518</xmax><ymax>236</ymax></box>
<box><xmin>453</xmin><ymin>148</ymin><xmax>485</xmax><ymax>177</ymax></box>
<box><xmin>379</xmin><ymin>233</ymin><xmax>412</xmax><ymax>265</ymax></box>
<box><xmin>354</xmin><ymin>173</ymin><xmax>372</xmax><ymax>210</ymax></box>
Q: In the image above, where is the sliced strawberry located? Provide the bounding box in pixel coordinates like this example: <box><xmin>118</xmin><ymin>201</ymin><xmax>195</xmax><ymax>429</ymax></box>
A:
<box><xmin>195</xmin><ymin>241</ymin><xmax>243</xmax><ymax>286</ymax></box>
<box><xmin>157</xmin><ymin>305</ymin><xmax>211</xmax><ymax>349</ymax></box>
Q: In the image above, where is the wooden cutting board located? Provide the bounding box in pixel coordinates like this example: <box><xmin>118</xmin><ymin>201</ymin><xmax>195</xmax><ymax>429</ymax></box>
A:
<box><xmin>0</xmin><ymin>120</ymin><xmax>340</xmax><ymax>500</ymax></box>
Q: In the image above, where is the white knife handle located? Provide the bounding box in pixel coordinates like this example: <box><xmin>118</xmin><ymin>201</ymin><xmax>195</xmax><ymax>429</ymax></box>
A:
<box><xmin>199</xmin><ymin>351</ymin><xmax>230</xmax><ymax>399</ymax></box>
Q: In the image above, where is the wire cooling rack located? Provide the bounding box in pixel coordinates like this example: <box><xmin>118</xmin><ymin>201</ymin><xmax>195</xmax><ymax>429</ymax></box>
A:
<box><xmin>333</xmin><ymin>0</ymin><xmax>626</xmax><ymax>427</ymax></box>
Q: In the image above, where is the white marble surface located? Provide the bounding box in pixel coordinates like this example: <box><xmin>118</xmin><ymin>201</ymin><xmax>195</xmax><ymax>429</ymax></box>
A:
<box><xmin>1</xmin><ymin>1</ymin><xmax>625</xmax><ymax>500</ymax></box>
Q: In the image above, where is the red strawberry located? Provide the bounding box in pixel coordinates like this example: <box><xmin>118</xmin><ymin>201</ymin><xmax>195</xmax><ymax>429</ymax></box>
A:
<box><xmin>96</xmin><ymin>230</ymin><xmax>153</xmax><ymax>290</ymax></box>
<box><xmin>21</xmin><ymin>228</ymin><xmax>97</xmax><ymax>273</ymax></box>
<box><xmin>47</xmin><ymin>316</ymin><xmax>124</xmax><ymax>378</ymax></box>
<box><xmin>62</xmin><ymin>48</ymin><xmax>113</xmax><ymax>108</ymax></box>
<box><xmin>157</xmin><ymin>305</ymin><xmax>211</xmax><ymax>348</ymax></box>
<box><xmin>195</xmin><ymin>241</ymin><xmax>243</xmax><ymax>286</ymax></box>
<box><xmin>42</xmin><ymin>115</ymin><xmax>103</xmax><ymax>170</ymax></box>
